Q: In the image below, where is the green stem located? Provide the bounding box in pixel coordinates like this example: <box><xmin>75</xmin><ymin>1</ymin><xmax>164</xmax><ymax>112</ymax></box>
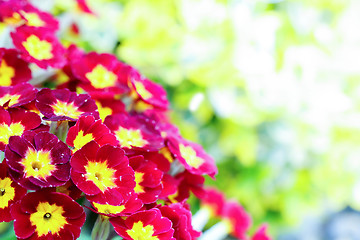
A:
<box><xmin>91</xmin><ymin>215</ymin><xmax>110</xmax><ymax>240</ymax></box>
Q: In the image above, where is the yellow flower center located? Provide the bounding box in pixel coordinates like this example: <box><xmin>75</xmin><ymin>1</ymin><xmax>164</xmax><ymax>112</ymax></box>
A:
<box><xmin>0</xmin><ymin>177</ymin><xmax>15</xmax><ymax>209</ymax></box>
<box><xmin>85</xmin><ymin>64</ymin><xmax>117</xmax><ymax>89</ymax></box>
<box><xmin>134</xmin><ymin>172</ymin><xmax>145</xmax><ymax>194</ymax></box>
<box><xmin>3</xmin><ymin>12</ymin><xmax>22</xmax><ymax>25</ymax></box>
<box><xmin>93</xmin><ymin>202</ymin><xmax>125</xmax><ymax>215</ymax></box>
<box><xmin>179</xmin><ymin>144</ymin><xmax>204</xmax><ymax>168</ymax></box>
<box><xmin>73</xmin><ymin>131</ymin><xmax>94</xmax><ymax>152</ymax></box>
<box><xmin>114</xmin><ymin>127</ymin><xmax>148</xmax><ymax>148</ymax></box>
<box><xmin>51</xmin><ymin>100</ymin><xmax>83</xmax><ymax>119</ymax></box>
<box><xmin>21</xmin><ymin>149</ymin><xmax>55</xmax><ymax>179</ymax></box>
<box><xmin>134</xmin><ymin>81</ymin><xmax>152</xmax><ymax>100</ymax></box>
<box><xmin>0</xmin><ymin>93</ymin><xmax>20</xmax><ymax>107</ymax></box>
<box><xmin>22</xmin><ymin>35</ymin><xmax>53</xmax><ymax>60</ymax></box>
<box><xmin>85</xmin><ymin>161</ymin><xmax>116</xmax><ymax>192</ymax></box>
<box><xmin>30</xmin><ymin>202</ymin><xmax>67</xmax><ymax>237</ymax></box>
<box><xmin>0</xmin><ymin>122</ymin><xmax>25</xmax><ymax>145</ymax></box>
<box><xmin>20</xmin><ymin>11</ymin><xmax>45</xmax><ymax>27</ymax></box>
<box><xmin>126</xmin><ymin>221</ymin><xmax>159</xmax><ymax>240</ymax></box>
<box><xmin>0</xmin><ymin>60</ymin><xmax>15</xmax><ymax>86</ymax></box>
<box><xmin>96</xmin><ymin>101</ymin><xmax>112</xmax><ymax>121</ymax></box>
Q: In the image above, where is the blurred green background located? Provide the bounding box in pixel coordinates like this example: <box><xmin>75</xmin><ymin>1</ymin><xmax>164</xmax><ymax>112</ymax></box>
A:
<box><xmin>3</xmin><ymin>0</ymin><xmax>360</xmax><ymax>238</ymax></box>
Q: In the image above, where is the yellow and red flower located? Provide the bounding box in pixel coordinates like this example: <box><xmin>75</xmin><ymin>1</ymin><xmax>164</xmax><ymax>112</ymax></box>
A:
<box><xmin>198</xmin><ymin>187</ymin><xmax>226</xmax><ymax>217</ymax></box>
<box><xmin>90</xmin><ymin>195</ymin><xmax>142</xmax><ymax>217</ymax></box>
<box><xmin>0</xmin><ymin>161</ymin><xmax>27</xmax><ymax>223</ymax></box>
<box><xmin>104</xmin><ymin>113</ymin><xmax>164</xmax><ymax>151</ymax></box>
<box><xmin>70</xmin><ymin>141</ymin><xmax>135</xmax><ymax>205</ymax></box>
<box><xmin>0</xmin><ymin>106</ymin><xmax>42</xmax><ymax>150</ymax></box>
<box><xmin>129</xmin><ymin>72</ymin><xmax>169</xmax><ymax>110</ymax></box>
<box><xmin>11</xmin><ymin>26</ymin><xmax>66</xmax><ymax>69</ymax></box>
<box><xmin>110</xmin><ymin>208</ymin><xmax>175</xmax><ymax>240</ymax></box>
<box><xmin>5</xmin><ymin>131</ymin><xmax>71</xmax><ymax>190</ymax></box>
<box><xmin>11</xmin><ymin>190</ymin><xmax>85</xmax><ymax>239</ymax></box>
<box><xmin>71</xmin><ymin>52</ymin><xmax>132</xmax><ymax>94</ymax></box>
<box><xmin>167</xmin><ymin>136</ymin><xmax>217</xmax><ymax>178</ymax></box>
<box><xmin>66</xmin><ymin>115</ymin><xmax>117</xmax><ymax>153</ymax></box>
<box><xmin>0</xmin><ymin>48</ymin><xmax>31</xmax><ymax>86</ymax></box>
<box><xmin>0</xmin><ymin>83</ymin><xmax>37</xmax><ymax>108</ymax></box>
<box><xmin>36</xmin><ymin>88</ymin><xmax>99</xmax><ymax>121</ymax></box>
<box><xmin>129</xmin><ymin>155</ymin><xmax>163</xmax><ymax>204</ymax></box>
<box><xmin>159</xmin><ymin>203</ymin><xmax>201</xmax><ymax>240</ymax></box>
<box><xmin>18</xmin><ymin>3</ymin><xmax>59</xmax><ymax>30</ymax></box>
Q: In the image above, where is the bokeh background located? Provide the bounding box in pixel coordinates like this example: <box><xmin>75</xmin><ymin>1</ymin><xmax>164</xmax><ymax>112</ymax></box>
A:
<box><xmin>3</xmin><ymin>0</ymin><xmax>360</xmax><ymax>238</ymax></box>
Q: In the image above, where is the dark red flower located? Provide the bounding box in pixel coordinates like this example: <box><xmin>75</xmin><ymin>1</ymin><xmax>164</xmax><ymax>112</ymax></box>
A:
<box><xmin>105</xmin><ymin>113</ymin><xmax>164</xmax><ymax>151</ymax></box>
<box><xmin>0</xmin><ymin>106</ymin><xmax>41</xmax><ymax>150</ymax></box>
<box><xmin>159</xmin><ymin>202</ymin><xmax>201</xmax><ymax>240</ymax></box>
<box><xmin>5</xmin><ymin>131</ymin><xmax>71</xmax><ymax>190</ymax></box>
<box><xmin>0</xmin><ymin>161</ymin><xmax>27</xmax><ymax>222</ymax></box>
<box><xmin>36</xmin><ymin>88</ymin><xmax>99</xmax><ymax>121</ymax></box>
<box><xmin>0</xmin><ymin>83</ymin><xmax>37</xmax><ymax>108</ymax></box>
<box><xmin>70</xmin><ymin>141</ymin><xmax>135</xmax><ymax>205</ymax></box>
<box><xmin>11</xmin><ymin>26</ymin><xmax>66</xmax><ymax>69</ymax></box>
<box><xmin>199</xmin><ymin>187</ymin><xmax>226</xmax><ymax>217</ymax></box>
<box><xmin>90</xmin><ymin>195</ymin><xmax>142</xmax><ymax>217</ymax></box>
<box><xmin>11</xmin><ymin>190</ymin><xmax>85</xmax><ymax>239</ymax></box>
<box><xmin>129</xmin><ymin>72</ymin><xmax>169</xmax><ymax>110</ymax></box>
<box><xmin>66</xmin><ymin>115</ymin><xmax>117</xmax><ymax>153</ymax></box>
<box><xmin>71</xmin><ymin>52</ymin><xmax>131</xmax><ymax>94</ymax></box>
<box><xmin>0</xmin><ymin>48</ymin><xmax>31</xmax><ymax>86</ymax></box>
<box><xmin>168</xmin><ymin>135</ymin><xmax>217</xmax><ymax>178</ymax></box>
<box><xmin>129</xmin><ymin>155</ymin><xmax>163</xmax><ymax>204</ymax></box>
<box><xmin>110</xmin><ymin>208</ymin><xmax>175</xmax><ymax>240</ymax></box>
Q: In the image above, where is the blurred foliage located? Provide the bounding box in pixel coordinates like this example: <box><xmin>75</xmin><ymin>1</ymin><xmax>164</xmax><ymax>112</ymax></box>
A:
<box><xmin>8</xmin><ymin>0</ymin><xmax>360</xmax><ymax>237</ymax></box>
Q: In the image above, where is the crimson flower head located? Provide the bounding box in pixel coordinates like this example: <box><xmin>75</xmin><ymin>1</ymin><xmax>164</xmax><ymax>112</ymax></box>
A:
<box><xmin>159</xmin><ymin>202</ymin><xmax>201</xmax><ymax>240</ymax></box>
<box><xmin>168</xmin><ymin>136</ymin><xmax>217</xmax><ymax>178</ymax></box>
<box><xmin>11</xmin><ymin>190</ymin><xmax>85</xmax><ymax>239</ymax></box>
<box><xmin>0</xmin><ymin>83</ymin><xmax>37</xmax><ymax>109</ymax></box>
<box><xmin>129</xmin><ymin>155</ymin><xmax>163</xmax><ymax>204</ymax></box>
<box><xmin>0</xmin><ymin>48</ymin><xmax>31</xmax><ymax>86</ymax></box>
<box><xmin>129</xmin><ymin>72</ymin><xmax>169</xmax><ymax>110</ymax></box>
<box><xmin>71</xmin><ymin>52</ymin><xmax>131</xmax><ymax>94</ymax></box>
<box><xmin>0</xmin><ymin>106</ymin><xmax>41</xmax><ymax>150</ymax></box>
<box><xmin>110</xmin><ymin>208</ymin><xmax>175</xmax><ymax>240</ymax></box>
<box><xmin>105</xmin><ymin>113</ymin><xmax>164</xmax><ymax>151</ymax></box>
<box><xmin>66</xmin><ymin>115</ymin><xmax>117</xmax><ymax>153</ymax></box>
<box><xmin>36</xmin><ymin>88</ymin><xmax>99</xmax><ymax>121</ymax></box>
<box><xmin>90</xmin><ymin>195</ymin><xmax>143</xmax><ymax>217</ymax></box>
<box><xmin>70</xmin><ymin>141</ymin><xmax>135</xmax><ymax>205</ymax></box>
<box><xmin>18</xmin><ymin>3</ymin><xmax>59</xmax><ymax>30</ymax></box>
<box><xmin>199</xmin><ymin>187</ymin><xmax>226</xmax><ymax>217</ymax></box>
<box><xmin>11</xmin><ymin>26</ymin><xmax>66</xmax><ymax>69</ymax></box>
<box><xmin>222</xmin><ymin>201</ymin><xmax>252</xmax><ymax>240</ymax></box>
<box><xmin>5</xmin><ymin>131</ymin><xmax>71</xmax><ymax>190</ymax></box>
<box><xmin>0</xmin><ymin>161</ymin><xmax>27</xmax><ymax>223</ymax></box>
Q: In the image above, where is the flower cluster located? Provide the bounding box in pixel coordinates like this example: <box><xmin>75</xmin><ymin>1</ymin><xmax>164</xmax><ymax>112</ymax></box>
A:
<box><xmin>0</xmin><ymin>0</ymin><xmax>271</xmax><ymax>239</ymax></box>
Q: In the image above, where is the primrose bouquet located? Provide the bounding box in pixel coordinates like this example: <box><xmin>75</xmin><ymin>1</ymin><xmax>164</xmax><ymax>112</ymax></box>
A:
<box><xmin>0</xmin><ymin>0</ymin><xmax>271</xmax><ymax>239</ymax></box>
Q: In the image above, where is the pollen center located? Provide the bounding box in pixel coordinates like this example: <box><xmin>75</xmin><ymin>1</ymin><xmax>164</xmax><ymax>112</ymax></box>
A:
<box><xmin>0</xmin><ymin>177</ymin><xmax>15</xmax><ymax>209</ymax></box>
<box><xmin>179</xmin><ymin>144</ymin><xmax>204</xmax><ymax>168</ymax></box>
<box><xmin>73</xmin><ymin>131</ymin><xmax>94</xmax><ymax>152</ymax></box>
<box><xmin>0</xmin><ymin>60</ymin><xmax>15</xmax><ymax>86</ymax></box>
<box><xmin>85</xmin><ymin>64</ymin><xmax>117</xmax><ymax>89</ymax></box>
<box><xmin>0</xmin><ymin>93</ymin><xmax>20</xmax><ymax>107</ymax></box>
<box><xmin>85</xmin><ymin>161</ymin><xmax>116</xmax><ymax>192</ymax></box>
<box><xmin>0</xmin><ymin>122</ymin><xmax>25</xmax><ymax>145</ymax></box>
<box><xmin>114</xmin><ymin>127</ymin><xmax>148</xmax><ymax>148</ymax></box>
<box><xmin>20</xmin><ymin>11</ymin><xmax>45</xmax><ymax>27</ymax></box>
<box><xmin>21</xmin><ymin>149</ymin><xmax>55</xmax><ymax>179</ymax></box>
<box><xmin>126</xmin><ymin>221</ymin><xmax>159</xmax><ymax>240</ymax></box>
<box><xmin>22</xmin><ymin>35</ymin><xmax>53</xmax><ymax>60</ymax></box>
<box><xmin>52</xmin><ymin>100</ymin><xmax>83</xmax><ymax>119</ymax></box>
<box><xmin>134</xmin><ymin>172</ymin><xmax>145</xmax><ymax>194</ymax></box>
<box><xmin>30</xmin><ymin>202</ymin><xmax>67</xmax><ymax>237</ymax></box>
